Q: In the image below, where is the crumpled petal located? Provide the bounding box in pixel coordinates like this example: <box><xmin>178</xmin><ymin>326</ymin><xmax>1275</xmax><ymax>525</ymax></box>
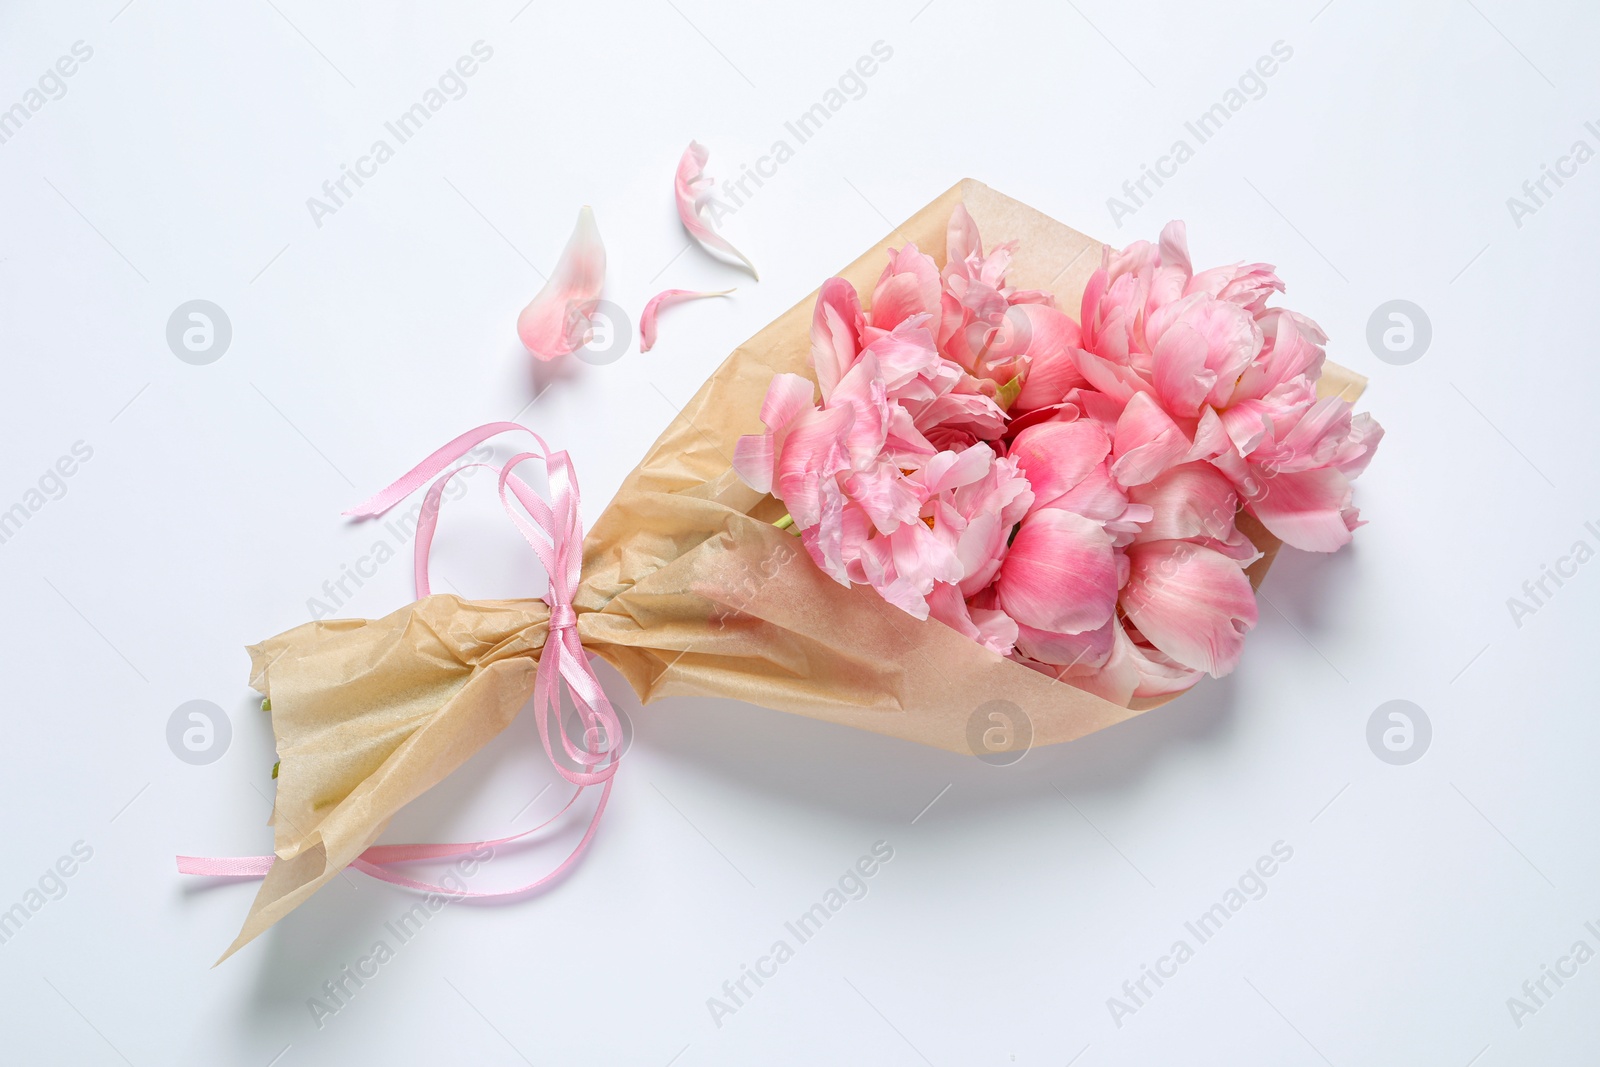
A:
<box><xmin>638</xmin><ymin>288</ymin><xmax>734</xmax><ymax>352</ymax></box>
<box><xmin>1334</xmin><ymin>412</ymin><xmax>1384</xmax><ymax>479</ymax></box>
<box><xmin>927</xmin><ymin>583</ymin><xmax>1018</xmax><ymax>657</ymax></box>
<box><xmin>674</xmin><ymin>141</ymin><xmax>759</xmax><ymax>279</ymax></box>
<box><xmin>517</xmin><ymin>205</ymin><xmax>606</xmax><ymax>362</ymax></box>
<box><xmin>844</xmin><ymin>461</ymin><xmax>924</xmax><ymax>534</ymax></box>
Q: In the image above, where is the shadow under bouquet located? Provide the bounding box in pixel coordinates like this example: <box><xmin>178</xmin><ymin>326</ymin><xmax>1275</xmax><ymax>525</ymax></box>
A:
<box><xmin>199</xmin><ymin>179</ymin><xmax>1379</xmax><ymax>958</ymax></box>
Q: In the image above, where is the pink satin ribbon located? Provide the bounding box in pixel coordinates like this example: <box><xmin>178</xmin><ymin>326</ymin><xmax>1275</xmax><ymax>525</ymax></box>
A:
<box><xmin>178</xmin><ymin>423</ymin><xmax>622</xmax><ymax>898</ymax></box>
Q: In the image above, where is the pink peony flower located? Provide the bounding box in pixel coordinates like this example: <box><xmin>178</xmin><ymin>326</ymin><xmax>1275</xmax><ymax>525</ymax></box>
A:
<box><xmin>1067</xmin><ymin>221</ymin><xmax>1383</xmax><ymax>554</ymax></box>
<box><xmin>938</xmin><ymin>204</ymin><xmax>1057</xmax><ymax>386</ymax></box>
<box><xmin>735</xmin><ymin>264</ymin><xmax>1026</xmax><ymax>635</ymax></box>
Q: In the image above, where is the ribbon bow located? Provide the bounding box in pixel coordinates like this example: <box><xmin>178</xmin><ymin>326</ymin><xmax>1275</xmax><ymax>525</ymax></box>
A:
<box><xmin>179</xmin><ymin>422</ymin><xmax>622</xmax><ymax>897</ymax></box>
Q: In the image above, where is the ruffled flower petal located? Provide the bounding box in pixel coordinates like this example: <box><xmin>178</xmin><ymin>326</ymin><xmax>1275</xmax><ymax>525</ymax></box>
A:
<box><xmin>773</xmin><ymin>405</ymin><xmax>855</xmax><ymax>529</ymax></box>
<box><xmin>1149</xmin><ymin>320</ymin><xmax>1214</xmax><ymax>418</ymax></box>
<box><xmin>844</xmin><ymin>461</ymin><xmax>924</xmax><ymax>534</ymax></box>
<box><xmin>732</xmin><ymin>373</ymin><xmax>814</xmax><ymax>493</ymax></box>
<box><xmin>928</xmin><ymin>583</ymin><xmax>1018</xmax><ymax>657</ymax></box>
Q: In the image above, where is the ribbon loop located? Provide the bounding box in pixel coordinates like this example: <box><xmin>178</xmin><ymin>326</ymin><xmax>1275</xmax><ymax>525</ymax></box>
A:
<box><xmin>182</xmin><ymin>423</ymin><xmax>621</xmax><ymax>898</ymax></box>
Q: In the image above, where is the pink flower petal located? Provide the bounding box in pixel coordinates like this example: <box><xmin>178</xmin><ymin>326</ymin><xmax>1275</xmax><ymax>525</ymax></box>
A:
<box><xmin>731</xmin><ymin>434</ymin><xmax>774</xmax><ymax>494</ymax></box>
<box><xmin>844</xmin><ymin>461</ymin><xmax>924</xmax><ymax>534</ymax></box>
<box><xmin>1246</xmin><ymin>465</ymin><xmax>1360</xmax><ymax>552</ymax></box>
<box><xmin>674</xmin><ymin>141</ymin><xmax>759</xmax><ymax>279</ymax></box>
<box><xmin>1008</xmin><ymin>304</ymin><xmax>1087</xmax><ymax>412</ymax></box>
<box><xmin>732</xmin><ymin>373</ymin><xmax>815</xmax><ymax>493</ymax></box>
<box><xmin>810</xmin><ymin>278</ymin><xmax>863</xmax><ymax>399</ymax></box>
<box><xmin>1110</xmin><ymin>390</ymin><xmax>1191</xmax><ymax>487</ymax></box>
<box><xmin>915</xmin><ymin>443</ymin><xmax>995</xmax><ymax>496</ymax></box>
<box><xmin>1014</xmin><ymin>617</ymin><xmax>1116</xmax><ymax>670</ymax></box>
<box><xmin>995</xmin><ymin>508</ymin><xmax>1118</xmax><ymax>635</ymax></box>
<box><xmin>855</xmin><ymin>521</ymin><xmax>962</xmax><ymax>620</ymax></box>
<box><xmin>774</xmin><ymin>407</ymin><xmax>854</xmax><ymax>530</ymax></box>
<box><xmin>928</xmin><ymin>583</ymin><xmax>1017</xmax><ymax>657</ymax></box>
<box><xmin>638</xmin><ymin>288</ymin><xmax>734</xmax><ymax>352</ymax></box>
<box><xmin>803</xmin><ymin>481</ymin><xmax>870</xmax><ymax>586</ymax></box>
<box><xmin>1128</xmin><ymin>462</ymin><xmax>1238</xmax><ymax>543</ymax></box>
<box><xmin>868</xmin><ymin>244</ymin><xmax>942</xmax><ymax>334</ymax></box>
<box><xmin>1008</xmin><ymin>420</ymin><xmax>1112</xmax><ymax>510</ymax></box>
<box><xmin>1148</xmin><ymin>294</ymin><xmax>1260</xmax><ymax>409</ymax></box>
<box><xmin>1121</xmin><ymin>540</ymin><xmax>1257</xmax><ymax>676</ymax></box>
<box><xmin>516</xmin><ymin>205</ymin><xmax>606</xmax><ymax>362</ymax></box>
<box><xmin>1119</xmin><ymin>624</ymin><xmax>1204</xmax><ymax>698</ymax></box>
<box><xmin>762</xmin><ymin>372</ymin><xmax>816</xmax><ymax>429</ymax></box>
<box><xmin>946</xmin><ymin>203</ymin><xmax>982</xmax><ymax>267</ymax></box>
<box><xmin>1053</xmin><ymin>463</ymin><xmax>1135</xmax><ymax>525</ymax></box>
<box><xmin>827</xmin><ymin>354</ymin><xmax>895</xmax><ymax>469</ymax></box>
<box><xmin>1232</xmin><ymin>309</ymin><xmax>1323</xmax><ymax>403</ymax></box>
<box><xmin>1149</xmin><ymin>321</ymin><xmax>1213</xmax><ymax>417</ymax></box>
<box><xmin>861</xmin><ymin>315</ymin><xmax>941</xmax><ymax>391</ymax></box>
<box><xmin>1074</xmin><ymin>347</ymin><xmax>1148</xmax><ymax>405</ymax></box>
<box><xmin>1270</xmin><ymin>396</ymin><xmax>1354</xmax><ymax>471</ymax></box>
<box><xmin>1335</xmin><ymin>412</ymin><xmax>1384</xmax><ymax>479</ymax></box>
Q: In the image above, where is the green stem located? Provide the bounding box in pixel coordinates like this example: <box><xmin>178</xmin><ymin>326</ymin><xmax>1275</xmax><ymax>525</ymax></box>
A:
<box><xmin>773</xmin><ymin>513</ymin><xmax>795</xmax><ymax>531</ymax></box>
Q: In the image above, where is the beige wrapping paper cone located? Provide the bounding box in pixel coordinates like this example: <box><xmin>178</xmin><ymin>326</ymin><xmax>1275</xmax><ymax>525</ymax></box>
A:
<box><xmin>227</xmin><ymin>179</ymin><xmax>1367</xmax><ymax>960</ymax></box>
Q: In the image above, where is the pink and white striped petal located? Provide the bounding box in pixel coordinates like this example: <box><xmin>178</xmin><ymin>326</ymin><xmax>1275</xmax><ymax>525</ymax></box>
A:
<box><xmin>639</xmin><ymin>288</ymin><xmax>735</xmax><ymax>352</ymax></box>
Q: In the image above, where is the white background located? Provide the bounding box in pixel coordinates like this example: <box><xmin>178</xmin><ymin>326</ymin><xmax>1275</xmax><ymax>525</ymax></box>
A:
<box><xmin>0</xmin><ymin>0</ymin><xmax>1594</xmax><ymax>1063</ymax></box>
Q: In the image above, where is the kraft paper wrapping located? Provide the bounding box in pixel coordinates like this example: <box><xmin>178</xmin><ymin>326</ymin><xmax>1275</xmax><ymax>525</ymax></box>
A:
<box><xmin>229</xmin><ymin>179</ymin><xmax>1367</xmax><ymax>960</ymax></box>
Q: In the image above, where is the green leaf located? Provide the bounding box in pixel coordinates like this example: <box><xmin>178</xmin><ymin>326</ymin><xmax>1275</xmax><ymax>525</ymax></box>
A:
<box><xmin>996</xmin><ymin>374</ymin><xmax>1023</xmax><ymax>411</ymax></box>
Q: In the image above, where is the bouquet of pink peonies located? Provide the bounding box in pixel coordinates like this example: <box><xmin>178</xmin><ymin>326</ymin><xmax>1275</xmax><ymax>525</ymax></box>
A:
<box><xmin>732</xmin><ymin>203</ymin><xmax>1380</xmax><ymax>703</ymax></box>
<box><xmin>197</xmin><ymin>180</ymin><xmax>1378</xmax><ymax>958</ymax></box>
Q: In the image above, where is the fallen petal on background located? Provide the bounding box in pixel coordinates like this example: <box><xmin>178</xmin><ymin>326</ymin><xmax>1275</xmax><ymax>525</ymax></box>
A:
<box><xmin>639</xmin><ymin>288</ymin><xmax>735</xmax><ymax>352</ymax></box>
<box><xmin>675</xmin><ymin>141</ymin><xmax>760</xmax><ymax>279</ymax></box>
<box><xmin>516</xmin><ymin>205</ymin><xmax>607</xmax><ymax>362</ymax></box>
